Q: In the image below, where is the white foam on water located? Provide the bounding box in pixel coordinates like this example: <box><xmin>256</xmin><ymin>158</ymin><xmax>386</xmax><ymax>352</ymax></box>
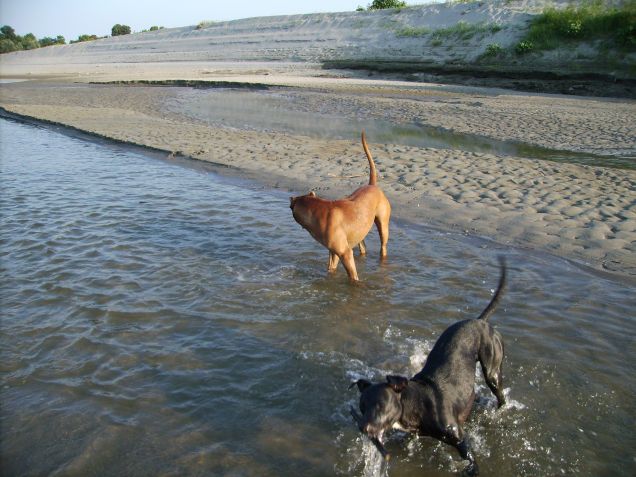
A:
<box><xmin>382</xmin><ymin>324</ymin><xmax>434</xmax><ymax>376</ymax></box>
<box><xmin>501</xmin><ymin>388</ymin><xmax>527</xmax><ymax>411</ymax></box>
<box><xmin>299</xmin><ymin>350</ymin><xmax>376</xmax><ymax>381</ymax></box>
<box><xmin>360</xmin><ymin>438</ymin><xmax>389</xmax><ymax>477</ymax></box>
<box><xmin>337</xmin><ymin>433</ymin><xmax>389</xmax><ymax>477</ymax></box>
<box><xmin>225</xmin><ymin>263</ymin><xmax>301</xmax><ymax>284</ymax></box>
<box><xmin>405</xmin><ymin>337</ymin><xmax>432</xmax><ymax>375</ymax></box>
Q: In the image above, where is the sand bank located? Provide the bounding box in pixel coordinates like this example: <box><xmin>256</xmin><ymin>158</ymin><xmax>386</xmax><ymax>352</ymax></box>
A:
<box><xmin>1</xmin><ymin>0</ymin><xmax>634</xmax><ymax>278</ymax></box>
<box><xmin>0</xmin><ymin>77</ymin><xmax>634</xmax><ymax>279</ymax></box>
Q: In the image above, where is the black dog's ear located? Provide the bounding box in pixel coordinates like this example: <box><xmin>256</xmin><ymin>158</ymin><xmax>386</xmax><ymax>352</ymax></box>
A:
<box><xmin>349</xmin><ymin>379</ymin><xmax>373</xmax><ymax>393</ymax></box>
<box><xmin>386</xmin><ymin>375</ymin><xmax>409</xmax><ymax>393</ymax></box>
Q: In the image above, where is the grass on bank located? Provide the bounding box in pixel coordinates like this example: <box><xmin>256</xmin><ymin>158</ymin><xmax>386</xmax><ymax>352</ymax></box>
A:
<box><xmin>517</xmin><ymin>0</ymin><xmax>636</xmax><ymax>53</ymax></box>
<box><xmin>396</xmin><ymin>21</ymin><xmax>502</xmax><ymax>41</ymax></box>
<box><xmin>196</xmin><ymin>21</ymin><xmax>217</xmax><ymax>30</ymax></box>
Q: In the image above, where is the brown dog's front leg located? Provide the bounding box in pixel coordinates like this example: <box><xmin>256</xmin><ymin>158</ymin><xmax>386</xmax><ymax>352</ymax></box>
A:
<box><xmin>328</xmin><ymin>252</ymin><xmax>340</xmax><ymax>272</ymax></box>
<box><xmin>358</xmin><ymin>240</ymin><xmax>367</xmax><ymax>256</ymax></box>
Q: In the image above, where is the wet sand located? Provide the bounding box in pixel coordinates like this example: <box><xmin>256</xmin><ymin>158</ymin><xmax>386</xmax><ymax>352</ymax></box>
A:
<box><xmin>1</xmin><ymin>75</ymin><xmax>634</xmax><ymax>280</ymax></box>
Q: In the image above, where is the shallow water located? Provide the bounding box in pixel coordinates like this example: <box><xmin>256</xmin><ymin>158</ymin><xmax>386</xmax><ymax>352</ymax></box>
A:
<box><xmin>164</xmin><ymin>87</ymin><xmax>635</xmax><ymax>170</ymax></box>
<box><xmin>1</xmin><ymin>118</ymin><xmax>635</xmax><ymax>476</ymax></box>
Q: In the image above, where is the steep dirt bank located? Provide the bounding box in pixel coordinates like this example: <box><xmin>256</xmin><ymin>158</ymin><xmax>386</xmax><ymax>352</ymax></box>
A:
<box><xmin>1</xmin><ymin>1</ymin><xmax>633</xmax><ymax>97</ymax></box>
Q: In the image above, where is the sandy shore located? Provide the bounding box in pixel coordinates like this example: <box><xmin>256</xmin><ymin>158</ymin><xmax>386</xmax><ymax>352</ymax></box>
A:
<box><xmin>1</xmin><ymin>75</ymin><xmax>634</xmax><ymax>280</ymax></box>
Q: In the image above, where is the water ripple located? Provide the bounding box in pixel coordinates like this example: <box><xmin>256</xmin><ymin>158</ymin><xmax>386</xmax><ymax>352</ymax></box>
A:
<box><xmin>1</xmin><ymin>119</ymin><xmax>635</xmax><ymax>476</ymax></box>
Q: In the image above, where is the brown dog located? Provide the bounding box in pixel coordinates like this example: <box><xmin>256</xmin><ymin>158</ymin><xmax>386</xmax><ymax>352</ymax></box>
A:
<box><xmin>290</xmin><ymin>132</ymin><xmax>391</xmax><ymax>281</ymax></box>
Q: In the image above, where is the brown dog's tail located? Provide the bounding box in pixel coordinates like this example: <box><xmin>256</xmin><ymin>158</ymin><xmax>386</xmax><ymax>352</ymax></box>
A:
<box><xmin>477</xmin><ymin>256</ymin><xmax>507</xmax><ymax>321</ymax></box>
<box><xmin>361</xmin><ymin>131</ymin><xmax>377</xmax><ymax>186</ymax></box>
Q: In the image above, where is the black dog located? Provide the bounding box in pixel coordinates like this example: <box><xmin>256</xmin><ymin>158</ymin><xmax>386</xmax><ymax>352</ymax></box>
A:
<box><xmin>350</xmin><ymin>257</ymin><xmax>507</xmax><ymax>476</ymax></box>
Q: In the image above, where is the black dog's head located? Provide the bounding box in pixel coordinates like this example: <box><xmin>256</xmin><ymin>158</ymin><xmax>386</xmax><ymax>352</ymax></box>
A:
<box><xmin>349</xmin><ymin>375</ymin><xmax>409</xmax><ymax>459</ymax></box>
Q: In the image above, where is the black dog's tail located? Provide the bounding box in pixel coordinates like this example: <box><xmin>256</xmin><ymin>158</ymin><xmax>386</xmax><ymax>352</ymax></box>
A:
<box><xmin>477</xmin><ymin>256</ymin><xmax>507</xmax><ymax>321</ymax></box>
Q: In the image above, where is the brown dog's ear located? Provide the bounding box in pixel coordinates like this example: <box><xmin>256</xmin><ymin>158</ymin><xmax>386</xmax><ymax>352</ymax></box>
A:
<box><xmin>308</xmin><ymin>191</ymin><xmax>316</xmax><ymax>197</ymax></box>
<box><xmin>349</xmin><ymin>379</ymin><xmax>373</xmax><ymax>393</ymax></box>
<box><xmin>386</xmin><ymin>375</ymin><xmax>409</xmax><ymax>393</ymax></box>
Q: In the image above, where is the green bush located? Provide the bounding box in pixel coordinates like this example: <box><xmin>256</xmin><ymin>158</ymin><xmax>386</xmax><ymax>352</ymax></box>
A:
<box><xmin>196</xmin><ymin>21</ymin><xmax>216</xmax><ymax>30</ymax></box>
<box><xmin>39</xmin><ymin>35</ymin><xmax>66</xmax><ymax>47</ymax></box>
<box><xmin>111</xmin><ymin>24</ymin><xmax>131</xmax><ymax>36</ymax></box>
<box><xmin>69</xmin><ymin>34</ymin><xmax>99</xmax><ymax>44</ymax></box>
<box><xmin>368</xmin><ymin>0</ymin><xmax>407</xmax><ymax>10</ymax></box>
<box><xmin>20</xmin><ymin>33</ymin><xmax>39</xmax><ymax>50</ymax></box>
<box><xmin>38</xmin><ymin>37</ymin><xmax>55</xmax><ymax>47</ymax></box>
<box><xmin>515</xmin><ymin>40</ymin><xmax>534</xmax><ymax>54</ymax></box>
<box><xmin>484</xmin><ymin>43</ymin><xmax>504</xmax><ymax>56</ymax></box>
<box><xmin>0</xmin><ymin>38</ymin><xmax>20</xmax><ymax>53</ymax></box>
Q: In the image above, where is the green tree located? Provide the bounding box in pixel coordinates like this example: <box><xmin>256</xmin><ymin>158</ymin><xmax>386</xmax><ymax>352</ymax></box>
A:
<box><xmin>39</xmin><ymin>36</ymin><xmax>57</xmax><ymax>47</ymax></box>
<box><xmin>368</xmin><ymin>0</ymin><xmax>407</xmax><ymax>10</ymax></box>
<box><xmin>20</xmin><ymin>33</ymin><xmax>39</xmax><ymax>50</ymax></box>
<box><xmin>0</xmin><ymin>25</ymin><xmax>65</xmax><ymax>53</ymax></box>
<box><xmin>0</xmin><ymin>26</ymin><xmax>22</xmax><ymax>53</ymax></box>
<box><xmin>111</xmin><ymin>24</ymin><xmax>131</xmax><ymax>36</ymax></box>
<box><xmin>39</xmin><ymin>35</ymin><xmax>65</xmax><ymax>47</ymax></box>
<box><xmin>0</xmin><ymin>38</ymin><xmax>20</xmax><ymax>53</ymax></box>
<box><xmin>0</xmin><ymin>25</ymin><xmax>17</xmax><ymax>41</ymax></box>
<box><xmin>77</xmin><ymin>34</ymin><xmax>98</xmax><ymax>42</ymax></box>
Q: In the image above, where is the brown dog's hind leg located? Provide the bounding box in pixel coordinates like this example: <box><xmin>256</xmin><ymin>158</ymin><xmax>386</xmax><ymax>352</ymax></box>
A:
<box><xmin>375</xmin><ymin>201</ymin><xmax>391</xmax><ymax>259</ymax></box>
<box><xmin>328</xmin><ymin>252</ymin><xmax>340</xmax><ymax>272</ymax></box>
<box><xmin>375</xmin><ymin>217</ymin><xmax>389</xmax><ymax>259</ymax></box>
<box><xmin>339</xmin><ymin>248</ymin><xmax>359</xmax><ymax>281</ymax></box>
<box><xmin>358</xmin><ymin>240</ymin><xmax>367</xmax><ymax>256</ymax></box>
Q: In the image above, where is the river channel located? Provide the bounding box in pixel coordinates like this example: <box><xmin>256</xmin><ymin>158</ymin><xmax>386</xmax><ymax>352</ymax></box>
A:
<box><xmin>1</xmin><ymin>118</ymin><xmax>634</xmax><ymax>476</ymax></box>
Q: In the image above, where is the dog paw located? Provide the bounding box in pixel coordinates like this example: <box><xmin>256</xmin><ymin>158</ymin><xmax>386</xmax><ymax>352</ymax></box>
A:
<box><xmin>461</xmin><ymin>462</ymin><xmax>479</xmax><ymax>477</ymax></box>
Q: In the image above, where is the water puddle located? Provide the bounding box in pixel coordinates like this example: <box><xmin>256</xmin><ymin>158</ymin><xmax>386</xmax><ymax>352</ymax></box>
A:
<box><xmin>164</xmin><ymin>87</ymin><xmax>634</xmax><ymax>170</ymax></box>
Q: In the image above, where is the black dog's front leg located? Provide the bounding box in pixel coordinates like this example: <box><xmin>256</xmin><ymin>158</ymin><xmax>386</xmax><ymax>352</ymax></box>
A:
<box><xmin>350</xmin><ymin>407</ymin><xmax>390</xmax><ymax>460</ymax></box>
<box><xmin>456</xmin><ymin>439</ymin><xmax>479</xmax><ymax>476</ymax></box>
<box><xmin>439</xmin><ymin>429</ymin><xmax>479</xmax><ymax>476</ymax></box>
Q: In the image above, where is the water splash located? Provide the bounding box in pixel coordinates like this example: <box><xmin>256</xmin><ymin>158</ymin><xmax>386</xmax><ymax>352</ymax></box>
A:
<box><xmin>361</xmin><ymin>438</ymin><xmax>389</xmax><ymax>477</ymax></box>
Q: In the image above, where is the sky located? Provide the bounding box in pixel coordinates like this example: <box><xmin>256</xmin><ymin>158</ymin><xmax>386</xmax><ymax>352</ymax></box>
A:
<box><xmin>0</xmin><ymin>0</ymin><xmax>441</xmax><ymax>43</ymax></box>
